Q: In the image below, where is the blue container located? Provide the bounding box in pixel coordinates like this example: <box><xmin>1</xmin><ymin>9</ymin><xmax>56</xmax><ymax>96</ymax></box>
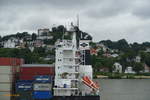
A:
<box><xmin>34</xmin><ymin>75</ymin><xmax>52</xmax><ymax>83</ymax></box>
<box><xmin>17</xmin><ymin>80</ymin><xmax>33</xmax><ymax>83</ymax></box>
<box><xmin>16</xmin><ymin>80</ymin><xmax>33</xmax><ymax>91</ymax></box>
<box><xmin>32</xmin><ymin>91</ymin><xmax>53</xmax><ymax>99</ymax></box>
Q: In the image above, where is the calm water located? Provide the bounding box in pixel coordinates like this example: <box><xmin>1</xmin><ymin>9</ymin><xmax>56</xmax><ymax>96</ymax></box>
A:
<box><xmin>97</xmin><ymin>79</ymin><xmax>150</xmax><ymax>100</ymax></box>
<box><xmin>0</xmin><ymin>79</ymin><xmax>150</xmax><ymax>100</ymax></box>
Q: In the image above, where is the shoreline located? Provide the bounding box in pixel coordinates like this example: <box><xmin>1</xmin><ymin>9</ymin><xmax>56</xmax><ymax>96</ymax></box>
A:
<box><xmin>95</xmin><ymin>75</ymin><xmax>150</xmax><ymax>79</ymax></box>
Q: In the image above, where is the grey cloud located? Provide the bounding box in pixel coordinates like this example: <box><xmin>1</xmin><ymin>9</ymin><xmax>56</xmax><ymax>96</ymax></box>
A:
<box><xmin>85</xmin><ymin>0</ymin><xmax>133</xmax><ymax>18</ymax></box>
<box><xmin>132</xmin><ymin>4</ymin><xmax>150</xmax><ymax>19</ymax></box>
<box><xmin>0</xmin><ymin>0</ymin><xmax>150</xmax><ymax>43</ymax></box>
<box><xmin>0</xmin><ymin>0</ymin><xmax>90</xmax><ymax>10</ymax></box>
<box><xmin>20</xmin><ymin>15</ymin><xmax>52</xmax><ymax>31</ymax></box>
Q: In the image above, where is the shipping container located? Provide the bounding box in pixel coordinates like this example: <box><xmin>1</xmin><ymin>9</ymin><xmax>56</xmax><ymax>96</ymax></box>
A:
<box><xmin>17</xmin><ymin>80</ymin><xmax>33</xmax><ymax>83</ymax></box>
<box><xmin>0</xmin><ymin>66</ymin><xmax>12</xmax><ymax>74</ymax></box>
<box><xmin>0</xmin><ymin>74</ymin><xmax>12</xmax><ymax>83</ymax></box>
<box><xmin>15</xmin><ymin>91</ymin><xmax>33</xmax><ymax>100</ymax></box>
<box><xmin>0</xmin><ymin>83</ymin><xmax>11</xmax><ymax>91</ymax></box>
<box><xmin>33</xmin><ymin>83</ymin><xmax>52</xmax><ymax>91</ymax></box>
<box><xmin>19</xmin><ymin>75</ymin><xmax>35</xmax><ymax>80</ymax></box>
<box><xmin>0</xmin><ymin>57</ymin><xmax>24</xmax><ymax>66</ymax></box>
<box><xmin>32</xmin><ymin>91</ymin><xmax>53</xmax><ymax>99</ymax></box>
<box><xmin>20</xmin><ymin>67</ymin><xmax>54</xmax><ymax>75</ymax></box>
<box><xmin>0</xmin><ymin>92</ymin><xmax>11</xmax><ymax>100</ymax></box>
<box><xmin>20</xmin><ymin>64</ymin><xmax>55</xmax><ymax>80</ymax></box>
<box><xmin>20</xmin><ymin>75</ymin><xmax>54</xmax><ymax>80</ymax></box>
<box><xmin>34</xmin><ymin>75</ymin><xmax>52</xmax><ymax>83</ymax></box>
<box><xmin>16</xmin><ymin>80</ymin><xmax>33</xmax><ymax>92</ymax></box>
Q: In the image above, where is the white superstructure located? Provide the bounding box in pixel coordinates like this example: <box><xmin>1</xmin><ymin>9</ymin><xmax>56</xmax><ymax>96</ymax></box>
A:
<box><xmin>54</xmin><ymin>23</ymin><xmax>99</xmax><ymax>96</ymax></box>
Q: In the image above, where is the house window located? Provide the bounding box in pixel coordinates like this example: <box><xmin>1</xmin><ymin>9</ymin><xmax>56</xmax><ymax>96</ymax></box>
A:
<box><xmin>57</xmin><ymin>45</ymin><xmax>61</xmax><ymax>47</ymax></box>
<box><xmin>69</xmin><ymin>58</ymin><xmax>73</xmax><ymax>61</ymax></box>
<box><xmin>69</xmin><ymin>66</ymin><xmax>72</xmax><ymax>68</ymax></box>
<box><xmin>58</xmin><ymin>59</ymin><xmax>62</xmax><ymax>61</ymax></box>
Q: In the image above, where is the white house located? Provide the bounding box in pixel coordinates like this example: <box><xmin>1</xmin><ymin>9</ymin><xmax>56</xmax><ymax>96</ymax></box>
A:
<box><xmin>96</xmin><ymin>43</ymin><xmax>108</xmax><ymax>52</ymax></box>
<box><xmin>38</xmin><ymin>28</ymin><xmax>49</xmax><ymax>36</ymax></box>
<box><xmin>3</xmin><ymin>38</ymin><xmax>18</xmax><ymax>48</ymax></box>
<box><xmin>37</xmin><ymin>28</ymin><xmax>53</xmax><ymax>40</ymax></box>
<box><xmin>111</xmin><ymin>54</ymin><xmax>119</xmax><ymax>58</ymax></box>
<box><xmin>135</xmin><ymin>56</ymin><xmax>141</xmax><ymax>63</ymax></box>
<box><xmin>33</xmin><ymin>40</ymin><xmax>44</xmax><ymax>47</ymax></box>
<box><xmin>113</xmin><ymin>62</ymin><xmax>122</xmax><ymax>73</ymax></box>
<box><xmin>37</xmin><ymin>36</ymin><xmax>53</xmax><ymax>40</ymax></box>
<box><xmin>145</xmin><ymin>48</ymin><xmax>150</xmax><ymax>52</ymax></box>
<box><xmin>125</xmin><ymin>67</ymin><xmax>135</xmax><ymax>74</ymax></box>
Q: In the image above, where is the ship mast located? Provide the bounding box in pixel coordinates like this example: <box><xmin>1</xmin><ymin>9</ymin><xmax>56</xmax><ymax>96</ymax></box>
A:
<box><xmin>77</xmin><ymin>14</ymin><xmax>79</xmax><ymax>29</ymax></box>
<box><xmin>71</xmin><ymin>22</ymin><xmax>77</xmax><ymax>49</ymax></box>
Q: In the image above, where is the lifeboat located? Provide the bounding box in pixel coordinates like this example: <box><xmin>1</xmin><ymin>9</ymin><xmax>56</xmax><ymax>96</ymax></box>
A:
<box><xmin>82</xmin><ymin>76</ymin><xmax>100</xmax><ymax>90</ymax></box>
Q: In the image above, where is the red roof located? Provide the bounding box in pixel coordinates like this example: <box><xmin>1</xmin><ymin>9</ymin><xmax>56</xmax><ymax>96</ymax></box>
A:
<box><xmin>90</xmin><ymin>49</ymin><xmax>97</xmax><ymax>55</ymax></box>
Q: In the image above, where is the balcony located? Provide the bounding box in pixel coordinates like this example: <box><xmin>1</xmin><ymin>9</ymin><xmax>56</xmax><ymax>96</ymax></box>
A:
<box><xmin>63</xmin><ymin>46</ymin><xmax>74</xmax><ymax>50</ymax></box>
<box><xmin>61</xmin><ymin>72</ymin><xmax>79</xmax><ymax>80</ymax></box>
<box><xmin>62</xmin><ymin>40</ymin><xmax>74</xmax><ymax>50</ymax></box>
<box><xmin>63</xmin><ymin>63</ymin><xmax>79</xmax><ymax>66</ymax></box>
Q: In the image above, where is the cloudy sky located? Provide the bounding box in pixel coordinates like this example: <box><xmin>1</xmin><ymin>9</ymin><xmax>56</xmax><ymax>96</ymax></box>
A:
<box><xmin>0</xmin><ymin>0</ymin><xmax>150</xmax><ymax>43</ymax></box>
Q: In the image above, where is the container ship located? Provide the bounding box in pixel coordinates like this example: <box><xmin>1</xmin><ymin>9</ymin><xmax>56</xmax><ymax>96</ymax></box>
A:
<box><xmin>0</xmin><ymin>23</ymin><xmax>100</xmax><ymax>100</ymax></box>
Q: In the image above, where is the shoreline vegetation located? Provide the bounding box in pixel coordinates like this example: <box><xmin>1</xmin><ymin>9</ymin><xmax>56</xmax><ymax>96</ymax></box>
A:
<box><xmin>94</xmin><ymin>72</ymin><xmax>150</xmax><ymax>79</ymax></box>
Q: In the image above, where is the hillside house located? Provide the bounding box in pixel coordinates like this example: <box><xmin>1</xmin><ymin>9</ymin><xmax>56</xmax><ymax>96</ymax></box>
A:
<box><xmin>144</xmin><ymin>64</ymin><xmax>150</xmax><ymax>73</ymax></box>
<box><xmin>113</xmin><ymin>62</ymin><xmax>122</xmax><ymax>73</ymax></box>
<box><xmin>125</xmin><ymin>67</ymin><xmax>135</xmax><ymax>74</ymax></box>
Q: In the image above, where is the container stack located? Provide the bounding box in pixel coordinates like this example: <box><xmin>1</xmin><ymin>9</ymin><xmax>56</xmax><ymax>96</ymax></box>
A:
<box><xmin>20</xmin><ymin>64</ymin><xmax>55</xmax><ymax>80</ymax></box>
<box><xmin>32</xmin><ymin>75</ymin><xmax>53</xmax><ymax>100</ymax></box>
<box><xmin>15</xmin><ymin>80</ymin><xmax>33</xmax><ymax>100</ymax></box>
<box><xmin>0</xmin><ymin>58</ymin><xmax>24</xmax><ymax>100</ymax></box>
<box><xmin>16</xmin><ymin>64</ymin><xmax>54</xmax><ymax>100</ymax></box>
<box><xmin>0</xmin><ymin>65</ymin><xmax>12</xmax><ymax>100</ymax></box>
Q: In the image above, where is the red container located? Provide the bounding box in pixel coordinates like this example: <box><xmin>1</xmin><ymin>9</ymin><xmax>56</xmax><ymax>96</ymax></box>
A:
<box><xmin>0</xmin><ymin>57</ymin><xmax>24</xmax><ymax>66</ymax></box>
<box><xmin>19</xmin><ymin>64</ymin><xmax>55</xmax><ymax>80</ymax></box>
<box><xmin>20</xmin><ymin>75</ymin><xmax>35</xmax><ymax>80</ymax></box>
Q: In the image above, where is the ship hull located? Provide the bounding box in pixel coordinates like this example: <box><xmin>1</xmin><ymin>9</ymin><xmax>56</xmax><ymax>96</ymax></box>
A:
<box><xmin>52</xmin><ymin>96</ymin><xmax>100</xmax><ymax>100</ymax></box>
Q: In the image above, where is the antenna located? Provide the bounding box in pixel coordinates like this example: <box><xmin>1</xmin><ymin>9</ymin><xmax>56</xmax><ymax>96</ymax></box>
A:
<box><xmin>62</xmin><ymin>24</ymin><xmax>66</xmax><ymax>40</ymax></box>
<box><xmin>77</xmin><ymin>14</ymin><xmax>79</xmax><ymax>28</ymax></box>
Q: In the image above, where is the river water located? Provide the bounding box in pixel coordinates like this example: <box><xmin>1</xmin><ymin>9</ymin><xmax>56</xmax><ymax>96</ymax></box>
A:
<box><xmin>0</xmin><ymin>79</ymin><xmax>150</xmax><ymax>100</ymax></box>
<box><xmin>97</xmin><ymin>79</ymin><xmax>150</xmax><ymax>100</ymax></box>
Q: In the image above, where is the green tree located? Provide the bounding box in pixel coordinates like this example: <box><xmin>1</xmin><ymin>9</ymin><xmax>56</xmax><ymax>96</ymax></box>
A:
<box><xmin>91</xmin><ymin>55</ymin><xmax>97</xmax><ymax>71</ymax></box>
<box><xmin>90</xmin><ymin>42</ymin><xmax>97</xmax><ymax>49</ymax></box>
<box><xmin>51</xmin><ymin>25</ymin><xmax>66</xmax><ymax>44</ymax></box>
<box><xmin>99</xmin><ymin>39</ymin><xmax>129</xmax><ymax>51</ymax></box>
<box><xmin>92</xmin><ymin>55</ymin><xmax>116</xmax><ymax>72</ymax></box>
<box><xmin>140</xmin><ymin>52</ymin><xmax>150</xmax><ymax>67</ymax></box>
<box><xmin>33</xmin><ymin>47</ymin><xmax>46</xmax><ymax>57</ymax></box>
<box><xmin>133</xmin><ymin>62</ymin><xmax>144</xmax><ymax>73</ymax></box>
<box><xmin>104</xmin><ymin>57</ymin><xmax>116</xmax><ymax>72</ymax></box>
<box><xmin>32</xmin><ymin>33</ymin><xmax>37</xmax><ymax>41</ymax></box>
